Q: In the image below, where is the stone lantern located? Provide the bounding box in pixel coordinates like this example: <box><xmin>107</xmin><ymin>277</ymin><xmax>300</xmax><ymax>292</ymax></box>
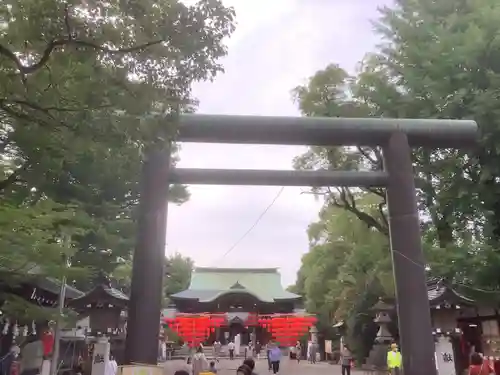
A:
<box><xmin>372</xmin><ymin>299</ymin><xmax>394</xmax><ymax>344</ymax></box>
<box><xmin>68</xmin><ymin>275</ymin><xmax>128</xmax><ymax>336</ymax></box>
<box><xmin>365</xmin><ymin>299</ymin><xmax>395</xmax><ymax>369</ymax></box>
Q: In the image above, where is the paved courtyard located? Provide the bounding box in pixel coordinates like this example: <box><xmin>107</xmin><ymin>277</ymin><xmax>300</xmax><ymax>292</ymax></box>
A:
<box><xmin>162</xmin><ymin>358</ymin><xmax>352</xmax><ymax>375</ymax></box>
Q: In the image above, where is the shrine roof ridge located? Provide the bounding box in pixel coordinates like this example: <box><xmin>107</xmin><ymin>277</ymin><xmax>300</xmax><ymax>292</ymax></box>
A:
<box><xmin>170</xmin><ymin>266</ymin><xmax>300</xmax><ymax>303</ymax></box>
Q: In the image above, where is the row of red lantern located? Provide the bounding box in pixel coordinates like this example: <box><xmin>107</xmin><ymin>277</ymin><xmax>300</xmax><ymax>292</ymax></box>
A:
<box><xmin>259</xmin><ymin>315</ymin><xmax>317</xmax><ymax>344</ymax></box>
<box><xmin>163</xmin><ymin>314</ymin><xmax>226</xmax><ymax>346</ymax></box>
<box><xmin>162</xmin><ymin>313</ymin><xmax>317</xmax><ymax>346</ymax></box>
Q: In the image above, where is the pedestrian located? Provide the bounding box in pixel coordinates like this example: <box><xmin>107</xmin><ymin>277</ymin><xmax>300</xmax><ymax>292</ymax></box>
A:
<box><xmin>255</xmin><ymin>341</ymin><xmax>261</xmax><ymax>359</ymax></box>
<box><xmin>386</xmin><ymin>343</ymin><xmax>402</xmax><ymax>375</ymax></box>
<box><xmin>307</xmin><ymin>340</ymin><xmax>313</xmax><ymax>363</ymax></box>
<box><xmin>243</xmin><ymin>358</ymin><xmax>258</xmax><ymax>375</ymax></box>
<box><xmin>295</xmin><ymin>341</ymin><xmax>302</xmax><ymax>363</ymax></box>
<box><xmin>266</xmin><ymin>342</ymin><xmax>272</xmax><ymax>371</ymax></box>
<box><xmin>213</xmin><ymin>341</ymin><xmax>221</xmax><ymax>362</ymax></box>
<box><xmin>468</xmin><ymin>352</ymin><xmax>492</xmax><ymax>375</ymax></box>
<box><xmin>340</xmin><ymin>345</ymin><xmax>352</xmax><ymax>375</ymax></box>
<box><xmin>236</xmin><ymin>365</ymin><xmax>252</xmax><ymax>375</ymax></box>
<box><xmin>312</xmin><ymin>341</ymin><xmax>318</xmax><ymax>363</ymax></box>
<box><xmin>192</xmin><ymin>345</ymin><xmax>208</xmax><ymax>375</ymax></box>
<box><xmin>105</xmin><ymin>352</ymin><xmax>118</xmax><ymax>375</ymax></box>
<box><xmin>208</xmin><ymin>361</ymin><xmax>217</xmax><ymax>374</ymax></box>
<box><xmin>228</xmin><ymin>341</ymin><xmax>236</xmax><ymax>360</ymax></box>
<box><xmin>268</xmin><ymin>344</ymin><xmax>282</xmax><ymax>374</ymax></box>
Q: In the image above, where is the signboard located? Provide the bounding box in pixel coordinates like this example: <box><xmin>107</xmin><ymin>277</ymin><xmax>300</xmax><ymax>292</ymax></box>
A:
<box><xmin>435</xmin><ymin>336</ymin><xmax>456</xmax><ymax>375</ymax></box>
<box><xmin>92</xmin><ymin>340</ymin><xmax>110</xmax><ymax>375</ymax></box>
<box><xmin>325</xmin><ymin>340</ymin><xmax>332</xmax><ymax>354</ymax></box>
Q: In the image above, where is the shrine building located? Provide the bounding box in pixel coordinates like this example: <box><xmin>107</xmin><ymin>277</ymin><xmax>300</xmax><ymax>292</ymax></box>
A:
<box><xmin>166</xmin><ymin>267</ymin><xmax>303</xmax><ymax>345</ymax></box>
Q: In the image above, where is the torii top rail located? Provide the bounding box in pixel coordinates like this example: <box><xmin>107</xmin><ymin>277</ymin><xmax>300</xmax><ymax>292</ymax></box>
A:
<box><xmin>176</xmin><ymin>114</ymin><xmax>477</xmax><ymax>147</ymax></box>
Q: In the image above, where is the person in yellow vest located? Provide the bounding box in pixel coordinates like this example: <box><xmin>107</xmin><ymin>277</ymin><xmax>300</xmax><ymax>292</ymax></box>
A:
<box><xmin>387</xmin><ymin>343</ymin><xmax>402</xmax><ymax>375</ymax></box>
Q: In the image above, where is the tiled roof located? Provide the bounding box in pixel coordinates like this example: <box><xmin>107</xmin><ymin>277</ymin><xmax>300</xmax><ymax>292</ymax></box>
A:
<box><xmin>170</xmin><ymin>267</ymin><xmax>300</xmax><ymax>303</ymax></box>
<box><xmin>69</xmin><ymin>284</ymin><xmax>129</xmax><ymax>308</ymax></box>
<box><xmin>102</xmin><ymin>286</ymin><xmax>128</xmax><ymax>301</ymax></box>
<box><xmin>426</xmin><ymin>278</ymin><xmax>475</xmax><ymax>306</ymax></box>
<box><xmin>35</xmin><ymin>277</ymin><xmax>84</xmax><ymax>299</ymax></box>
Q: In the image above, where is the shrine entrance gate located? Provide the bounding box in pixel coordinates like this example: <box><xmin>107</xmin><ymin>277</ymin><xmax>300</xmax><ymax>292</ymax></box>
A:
<box><xmin>124</xmin><ymin>114</ymin><xmax>477</xmax><ymax>375</ymax></box>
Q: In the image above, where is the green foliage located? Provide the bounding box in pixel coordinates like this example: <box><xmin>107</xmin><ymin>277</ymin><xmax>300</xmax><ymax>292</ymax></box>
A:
<box><xmin>291</xmin><ymin>0</ymin><xmax>500</xmax><ymax>361</ymax></box>
<box><xmin>111</xmin><ymin>252</ymin><xmax>193</xmax><ymax>307</ymax></box>
<box><xmin>292</xmin><ymin>195</ymin><xmax>392</xmax><ymax>359</ymax></box>
<box><xmin>0</xmin><ymin>0</ymin><xmax>234</xmax><ymax>318</ymax></box>
<box><xmin>164</xmin><ymin>253</ymin><xmax>194</xmax><ymax>300</ymax></box>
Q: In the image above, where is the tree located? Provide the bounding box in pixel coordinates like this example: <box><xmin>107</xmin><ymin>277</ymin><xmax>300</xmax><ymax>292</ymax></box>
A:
<box><xmin>292</xmin><ymin>194</ymin><xmax>392</xmax><ymax>360</ymax></box>
<box><xmin>292</xmin><ymin>0</ymin><xmax>500</xmax><ymax>286</ymax></box>
<box><xmin>0</xmin><ymin>0</ymin><xmax>235</xmax><ymax>292</ymax></box>
<box><xmin>292</xmin><ymin>0</ymin><xmax>500</xmax><ymax>360</ymax></box>
<box><xmin>111</xmin><ymin>252</ymin><xmax>193</xmax><ymax>306</ymax></box>
<box><xmin>164</xmin><ymin>253</ymin><xmax>194</xmax><ymax>301</ymax></box>
<box><xmin>371</xmin><ymin>0</ymin><xmax>500</xmax><ymax>287</ymax></box>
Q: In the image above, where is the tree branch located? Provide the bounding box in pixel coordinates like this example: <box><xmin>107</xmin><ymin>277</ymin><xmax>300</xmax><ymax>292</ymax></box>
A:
<box><xmin>0</xmin><ymin>99</ymin><xmax>73</xmax><ymax>130</ymax></box>
<box><xmin>329</xmin><ymin>187</ymin><xmax>389</xmax><ymax>235</ymax></box>
<box><xmin>357</xmin><ymin>146</ymin><xmax>378</xmax><ymax>166</ymax></box>
<box><xmin>0</xmin><ymin>39</ymin><xmax>164</xmax><ymax>76</ymax></box>
<box><xmin>0</xmin><ymin>164</ymin><xmax>28</xmax><ymax>193</ymax></box>
<box><xmin>378</xmin><ymin>200</ymin><xmax>388</xmax><ymax>228</ymax></box>
<box><xmin>7</xmin><ymin>98</ymin><xmax>111</xmax><ymax>113</ymax></box>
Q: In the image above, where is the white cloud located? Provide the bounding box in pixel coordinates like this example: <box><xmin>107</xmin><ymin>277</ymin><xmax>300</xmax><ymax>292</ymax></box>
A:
<box><xmin>167</xmin><ymin>0</ymin><xmax>390</xmax><ymax>287</ymax></box>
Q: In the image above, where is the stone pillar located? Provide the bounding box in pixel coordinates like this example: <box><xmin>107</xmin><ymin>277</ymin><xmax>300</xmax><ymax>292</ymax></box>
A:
<box><xmin>92</xmin><ymin>337</ymin><xmax>110</xmax><ymax>375</ymax></box>
<box><xmin>435</xmin><ymin>335</ymin><xmax>456</xmax><ymax>375</ymax></box>
<box><xmin>384</xmin><ymin>132</ymin><xmax>436</xmax><ymax>375</ymax></box>
<box><xmin>125</xmin><ymin>147</ymin><xmax>171</xmax><ymax>364</ymax></box>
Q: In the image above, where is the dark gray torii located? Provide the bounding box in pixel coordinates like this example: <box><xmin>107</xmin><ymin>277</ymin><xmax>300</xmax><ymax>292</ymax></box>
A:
<box><xmin>124</xmin><ymin>114</ymin><xmax>477</xmax><ymax>375</ymax></box>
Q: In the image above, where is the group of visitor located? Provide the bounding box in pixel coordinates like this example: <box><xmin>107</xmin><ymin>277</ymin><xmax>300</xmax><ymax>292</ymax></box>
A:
<box><xmin>339</xmin><ymin>342</ymin><xmax>402</xmax><ymax>375</ymax></box>
<box><xmin>178</xmin><ymin>345</ymin><xmax>261</xmax><ymax>375</ymax></box>
<box><xmin>179</xmin><ymin>339</ymin><xmax>500</xmax><ymax>375</ymax></box>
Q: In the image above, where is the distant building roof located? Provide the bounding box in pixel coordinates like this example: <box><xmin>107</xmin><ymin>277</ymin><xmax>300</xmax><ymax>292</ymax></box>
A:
<box><xmin>35</xmin><ymin>277</ymin><xmax>84</xmax><ymax>300</ymax></box>
<box><xmin>427</xmin><ymin>278</ymin><xmax>477</xmax><ymax>307</ymax></box>
<box><xmin>68</xmin><ymin>283</ymin><xmax>128</xmax><ymax>309</ymax></box>
<box><xmin>170</xmin><ymin>267</ymin><xmax>300</xmax><ymax>303</ymax></box>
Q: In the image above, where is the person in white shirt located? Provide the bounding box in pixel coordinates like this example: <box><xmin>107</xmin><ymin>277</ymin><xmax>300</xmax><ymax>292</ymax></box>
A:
<box><xmin>213</xmin><ymin>341</ymin><xmax>221</xmax><ymax>362</ymax></box>
<box><xmin>228</xmin><ymin>341</ymin><xmax>236</xmax><ymax>360</ymax></box>
<box><xmin>192</xmin><ymin>345</ymin><xmax>208</xmax><ymax>375</ymax></box>
<box><xmin>307</xmin><ymin>341</ymin><xmax>315</xmax><ymax>363</ymax></box>
<box><xmin>104</xmin><ymin>353</ymin><xmax>117</xmax><ymax>375</ymax></box>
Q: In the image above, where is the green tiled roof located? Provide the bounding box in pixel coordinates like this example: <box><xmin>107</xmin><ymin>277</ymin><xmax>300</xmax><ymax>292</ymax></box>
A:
<box><xmin>171</xmin><ymin>267</ymin><xmax>300</xmax><ymax>303</ymax></box>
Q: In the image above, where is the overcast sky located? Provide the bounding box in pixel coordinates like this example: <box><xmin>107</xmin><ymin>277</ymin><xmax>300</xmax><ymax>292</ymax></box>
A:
<box><xmin>167</xmin><ymin>0</ymin><xmax>390</xmax><ymax>287</ymax></box>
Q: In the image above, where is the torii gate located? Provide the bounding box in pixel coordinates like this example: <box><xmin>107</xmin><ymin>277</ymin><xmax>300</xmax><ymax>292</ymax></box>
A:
<box><xmin>124</xmin><ymin>114</ymin><xmax>477</xmax><ymax>375</ymax></box>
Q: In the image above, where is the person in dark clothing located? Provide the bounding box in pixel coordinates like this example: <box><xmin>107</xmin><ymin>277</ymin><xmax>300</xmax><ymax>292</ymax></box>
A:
<box><xmin>340</xmin><ymin>345</ymin><xmax>352</xmax><ymax>375</ymax></box>
<box><xmin>243</xmin><ymin>359</ymin><xmax>257</xmax><ymax>375</ymax></box>
<box><xmin>209</xmin><ymin>361</ymin><xmax>217</xmax><ymax>374</ymax></box>
<box><xmin>236</xmin><ymin>365</ymin><xmax>252</xmax><ymax>375</ymax></box>
<box><xmin>266</xmin><ymin>345</ymin><xmax>272</xmax><ymax>371</ymax></box>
